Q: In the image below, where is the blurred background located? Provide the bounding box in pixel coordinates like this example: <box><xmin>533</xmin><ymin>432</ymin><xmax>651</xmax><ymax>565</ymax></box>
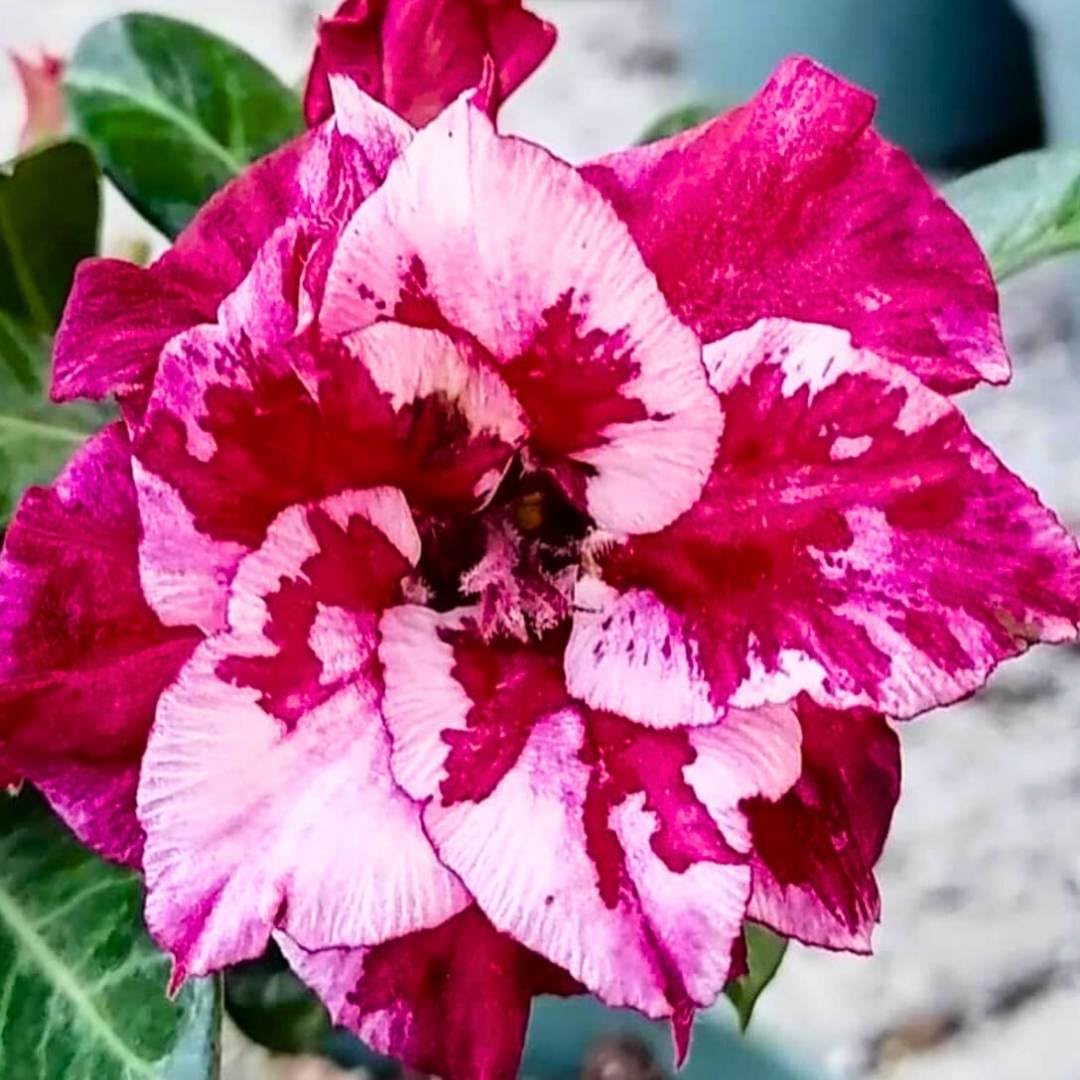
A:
<box><xmin>2</xmin><ymin>2</ymin><xmax>1080</xmax><ymax>1078</ymax></box>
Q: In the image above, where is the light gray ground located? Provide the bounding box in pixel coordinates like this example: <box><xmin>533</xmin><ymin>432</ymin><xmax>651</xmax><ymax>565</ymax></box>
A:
<box><xmin>2</xmin><ymin>2</ymin><xmax>1078</xmax><ymax>1077</ymax></box>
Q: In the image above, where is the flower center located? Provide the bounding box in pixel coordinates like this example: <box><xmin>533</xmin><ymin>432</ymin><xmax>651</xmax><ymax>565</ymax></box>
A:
<box><xmin>413</xmin><ymin>467</ymin><xmax>590</xmax><ymax>641</ymax></box>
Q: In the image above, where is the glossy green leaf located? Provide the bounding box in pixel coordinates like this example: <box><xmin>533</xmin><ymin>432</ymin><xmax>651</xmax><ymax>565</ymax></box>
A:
<box><xmin>0</xmin><ymin>312</ymin><xmax>110</xmax><ymax>525</ymax></box>
<box><xmin>725</xmin><ymin>923</ymin><xmax>788</xmax><ymax>1032</ymax></box>
<box><xmin>945</xmin><ymin>149</ymin><xmax>1080</xmax><ymax>281</ymax></box>
<box><xmin>0</xmin><ymin>141</ymin><xmax>100</xmax><ymax>333</ymax></box>
<box><xmin>0</xmin><ymin>790</ymin><xmax>221</xmax><ymax>1080</ymax></box>
<box><xmin>638</xmin><ymin>103</ymin><xmax>720</xmax><ymax>145</ymax></box>
<box><xmin>65</xmin><ymin>14</ymin><xmax>303</xmax><ymax>238</ymax></box>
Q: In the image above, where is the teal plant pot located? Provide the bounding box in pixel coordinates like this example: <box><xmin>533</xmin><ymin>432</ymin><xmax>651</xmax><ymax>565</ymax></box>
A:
<box><xmin>1013</xmin><ymin>0</ymin><xmax>1080</xmax><ymax>143</ymax></box>
<box><xmin>675</xmin><ymin>0</ymin><xmax>1042</xmax><ymax>166</ymax></box>
<box><xmin>520</xmin><ymin>997</ymin><xmax>819</xmax><ymax>1080</ymax></box>
<box><xmin>322</xmin><ymin>996</ymin><xmax>820</xmax><ymax>1078</ymax></box>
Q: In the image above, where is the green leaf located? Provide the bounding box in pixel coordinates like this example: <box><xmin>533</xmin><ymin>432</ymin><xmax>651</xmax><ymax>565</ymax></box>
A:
<box><xmin>0</xmin><ymin>790</ymin><xmax>221</xmax><ymax>1080</ymax></box>
<box><xmin>224</xmin><ymin>945</ymin><xmax>329</xmax><ymax>1056</ymax></box>
<box><xmin>0</xmin><ymin>140</ymin><xmax>109</xmax><ymax>522</ymax></box>
<box><xmin>638</xmin><ymin>103</ymin><xmax>720</xmax><ymax>146</ymax></box>
<box><xmin>65</xmin><ymin>13</ymin><xmax>304</xmax><ymax>239</ymax></box>
<box><xmin>0</xmin><ymin>141</ymin><xmax>101</xmax><ymax>333</ymax></box>
<box><xmin>725</xmin><ymin>923</ymin><xmax>788</xmax><ymax>1032</ymax></box>
<box><xmin>945</xmin><ymin>149</ymin><xmax>1080</xmax><ymax>281</ymax></box>
<box><xmin>0</xmin><ymin>312</ymin><xmax>110</xmax><ymax>524</ymax></box>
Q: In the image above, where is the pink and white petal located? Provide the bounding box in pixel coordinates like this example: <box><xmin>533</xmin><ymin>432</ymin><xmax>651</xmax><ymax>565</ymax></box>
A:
<box><xmin>345</xmin><ymin>322</ymin><xmax>525</xmax><ymax>447</ymax></box>
<box><xmin>380</xmin><ymin>611</ymin><xmax>785</xmax><ymax>1015</ymax></box>
<box><xmin>222</xmin><ymin>486</ymin><xmax>420</xmax><ymax>641</ymax></box>
<box><xmin>297</xmin><ymin>77</ymin><xmax>414</xmax><ymax>242</ymax></box>
<box><xmin>132</xmin><ymin>223</ymin><xmax>332</xmax><ymax>630</ymax></box>
<box><xmin>684</xmin><ymin>704</ymin><xmax>803</xmax><ymax>831</ymax></box>
<box><xmin>329</xmin><ymin>72</ymin><xmax>414</xmax><ymax>163</ymax></box>
<box><xmin>54</xmin><ymin>131</ymin><xmax>321</xmax><ymax>410</ymax></box>
<box><xmin>132</xmin><ymin>336</ymin><xmax>283</xmax><ymax>631</ymax></box>
<box><xmin>131</xmin><ymin>337</ymin><xmax>409</xmax><ymax>638</ymax></box>
<box><xmin>213</xmin><ymin>221</ymin><xmax>316</xmax><ymax>347</ymax></box>
<box><xmin>582</xmin><ymin>56</ymin><xmax>1006</xmax><ymax>394</ymax></box>
<box><xmin>171</xmin><ymin>82</ymin><xmax>407</xmax><ymax>310</ymax></box>
<box><xmin>377</xmin><ymin>605</ymin><xmax>486</xmax><ymax>801</ymax></box>
<box><xmin>277</xmin><ymin>905</ymin><xmax>578</xmax><ymax>1080</ymax></box>
<box><xmin>180</xmin><ymin>81</ymin><xmax>408</xmax><ymax>269</ymax></box>
<box><xmin>0</xmin><ymin>426</ymin><xmax>200</xmax><ymax>865</ymax></box>
<box><xmin>168</xmin><ymin>134</ymin><xmax>317</xmax><ymax>300</ymax></box>
<box><xmin>343</xmin><ymin>322</ymin><xmax>525</xmax><ymax>505</ymax></box>
<box><xmin>746</xmin><ymin>699</ymin><xmax>900</xmax><ymax>952</ymax></box>
<box><xmin>597</xmin><ymin>318</ymin><xmax>1080</xmax><ymax>719</ymax></box>
<box><xmin>141</xmin><ymin>671</ymin><xmax>464</xmax><ymax>978</ymax></box>
<box><xmin>132</xmin><ymin>461</ymin><xmax>247</xmax><ymax>635</ymax></box>
<box><xmin>322</xmin><ymin>94</ymin><xmax>720</xmax><ymax>533</ymax></box>
<box><xmin>431</xmin><ymin>708</ymin><xmax>760</xmax><ymax>1014</ymax></box>
<box><xmin>138</xmin><ymin>493</ymin><xmax>465</xmax><ymax>978</ymax></box>
<box><xmin>566</xmin><ymin>577</ymin><xmax>715</xmax><ymax>729</ymax></box>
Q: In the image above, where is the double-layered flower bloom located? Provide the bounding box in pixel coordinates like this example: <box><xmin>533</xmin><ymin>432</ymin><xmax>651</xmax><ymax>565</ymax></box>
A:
<box><xmin>2</xmin><ymin>5</ymin><xmax>1078</xmax><ymax>1078</ymax></box>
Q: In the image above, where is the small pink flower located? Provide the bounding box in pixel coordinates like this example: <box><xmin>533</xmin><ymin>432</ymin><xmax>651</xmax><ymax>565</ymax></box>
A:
<box><xmin>3</xmin><ymin>58</ymin><xmax>1079</xmax><ymax>1080</ymax></box>
<box><xmin>303</xmin><ymin>0</ymin><xmax>556</xmax><ymax>128</ymax></box>
<box><xmin>10</xmin><ymin>51</ymin><xmax>66</xmax><ymax>151</ymax></box>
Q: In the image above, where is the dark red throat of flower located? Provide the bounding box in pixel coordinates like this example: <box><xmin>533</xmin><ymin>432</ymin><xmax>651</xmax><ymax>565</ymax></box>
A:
<box><xmin>417</xmin><ymin>464</ymin><xmax>591</xmax><ymax>642</ymax></box>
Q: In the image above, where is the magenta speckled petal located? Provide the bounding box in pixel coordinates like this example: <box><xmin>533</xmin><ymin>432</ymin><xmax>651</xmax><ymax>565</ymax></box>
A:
<box><xmin>304</xmin><ymin>0</ymin><xmax>555</xmax><ymax>128</ymax></box>
<box><xmin>590</xmin><ymin>319</ymin><xmax>1080</xmax><ymax>720</ymax></box>
<box><xmin>138</xmin><ymin>490</ymin><xmax>467</xmax><ymax>981</ymax></box>
<box><xmin>0</xmin><ymin>426</ymin><xmax>200</xmax><ymax>865</ymax></box>
<box><xmin>746</xmin><ymin>697</ymin><xmax>900</xmax><ymax>952</ymax></box>
<box><xmin>379</xmin><ymin>605</ymin><xmax>801</xmax><ymax>1016</ymax></box>
<box><xmin>51</xmin><ymin>257</ymin><xmax>218</xmax><ymax>406</ymax></box>
<box><xmin>277</xmin><ymin>906</ymin><xmax>579</xmax><ymax>1080</ymax></box>
<box><xmin>583</xmin><ymin>56</ymin><xmax>1007</xmax><ymax>394</ymax></box>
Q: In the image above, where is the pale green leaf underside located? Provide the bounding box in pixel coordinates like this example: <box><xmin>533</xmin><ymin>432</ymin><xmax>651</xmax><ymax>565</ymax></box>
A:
<box><xmin>0</xmin><ymin>793</ymin><xmax>220</xmax><ymax>1080</ymax></box>
<box><xmin>637</xmin><ymin>102</ymin><xmax>720</xmax><ymax>145</ymax></box>
<box><xmin>945</xmin><ymin>148</ymin><xmax>1080</xmax><ymax>281</ymax></box>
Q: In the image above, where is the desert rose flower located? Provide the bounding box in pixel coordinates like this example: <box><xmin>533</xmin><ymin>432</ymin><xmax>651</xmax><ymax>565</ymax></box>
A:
<box><xmin>304</xmin><ymin>0</ymin><xmax>556</xmax><ymax>128</ymax></box>
<box><xmin>10</xmin><ymin>51</ymin><xmax>66</xmax><ymax>151</ymax></box>
<box><xmin>2</xmin><ymin>56</ymin><xmax>1079</xmax><ymax>1080</ymax></box>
